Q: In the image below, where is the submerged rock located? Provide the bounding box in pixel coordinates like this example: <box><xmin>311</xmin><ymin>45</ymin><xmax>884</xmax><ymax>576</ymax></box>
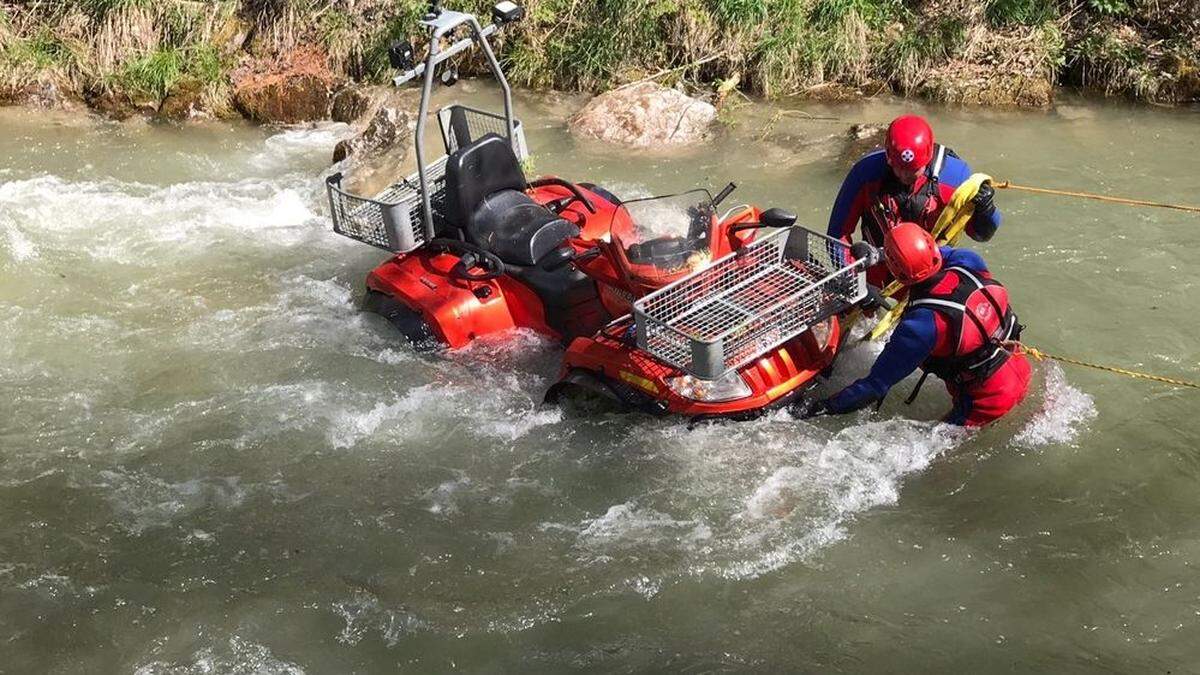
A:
<box><xmin>843</xmin><ymin>122</ymin><xmax>887</xmax><ymax>163</ymax></box>
<box><xmin>568</xmin><ymin>82</ymin><xmax>717</xmax><ymax>148</ymax></box>
<box><xmin>232</xmin><ymin>48</ymin><xmax>338</xmax><ymax>124</ymax></box>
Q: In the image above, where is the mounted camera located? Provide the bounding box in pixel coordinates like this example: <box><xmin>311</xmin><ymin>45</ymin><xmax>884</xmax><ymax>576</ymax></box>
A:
<box><xmin>387</xmin><ymin>40</ymin><xmax>416</xmax><ymax>71</ymax></box>
<box><xmin>492</xmin><ymin>1</ymin><xmax>525</xmax><ymax>25</ymax></box>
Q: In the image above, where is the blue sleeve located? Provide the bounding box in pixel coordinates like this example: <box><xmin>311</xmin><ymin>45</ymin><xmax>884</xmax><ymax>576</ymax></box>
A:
<box><xmin>941</xmin><ymin>246</ymin><xmax>988</xmax><ymax>274</ymax></box>
<box><xmin>940</xmin><ymin>154</ymin><xmax>1001</xmax><ymax>242</ymax></box>
<box><xmin>827</xmin><ymin>152</ymin><xmax>886</xmax><ymax>242</ymax></box>
<box><xmin>825</xmin><ymin>308</ymin><xmax>938</xmax><ymax>414</ymax></box>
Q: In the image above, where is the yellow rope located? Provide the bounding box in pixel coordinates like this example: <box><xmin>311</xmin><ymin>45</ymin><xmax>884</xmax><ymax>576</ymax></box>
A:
<box><xmin>1007</xmin><ymin>342</ymin><xmax>1200</xmax><ymax>390</ymax></box>
<box><xmin>994</xmin><ymin>181</ymin><xmax>1200</xmax><ymax>213</ymax></box>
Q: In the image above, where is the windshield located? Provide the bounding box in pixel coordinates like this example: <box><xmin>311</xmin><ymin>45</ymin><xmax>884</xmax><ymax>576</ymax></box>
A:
<box><xmin>610</xmin><ymin>190</ymin><xmax>716</xmax><ymax>284</ymax></box>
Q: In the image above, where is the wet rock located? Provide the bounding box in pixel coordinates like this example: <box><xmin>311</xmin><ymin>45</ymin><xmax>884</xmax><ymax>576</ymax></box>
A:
<box><xmin>844</xmin><ymin>122</ymin><xmax>887</xmax><ymax>160</ymax></box>
<box><xmin>1</xmin><ymin>79</ymin><xmax>81</xmax><ymax>110</ymax></box>
<box><xmin>568</xmin><ymin>82</ymin><xmax>717</xmax><ymax>148</ymax></box>
<box><xmin>335</xmin><ymin>94</ymin><xmax>417</xmax><ymax>198</ymax></box>
<box><xmin>232</xmin><ymin>48</ymin><xmax>338</xmax><ymax>124</ymax></box>
<box><xmin>159</xmin><ymin>80</ymin><xmax>207</xmax><ymax>121</ymax></box>
<box><xmin>333</xmin><ymin>105</ymin><xmax>410</xmax><ymax>163</ymax></box>
<box><xmin>84</xmin><ymin>89</ymin><xmax>142</xmax><ymax>121</ymax></box>
<box><xmin>331</xmin><ymin>84</ymin><xmax>378</xmax><ymax>124</ymax></box>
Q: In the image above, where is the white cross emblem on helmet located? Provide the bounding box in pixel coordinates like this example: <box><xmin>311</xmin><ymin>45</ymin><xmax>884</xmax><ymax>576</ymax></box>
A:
<box><xmin>900</xmin><ymin>148</ymin><xmax>915</xmax><ymax>163</ymax></box>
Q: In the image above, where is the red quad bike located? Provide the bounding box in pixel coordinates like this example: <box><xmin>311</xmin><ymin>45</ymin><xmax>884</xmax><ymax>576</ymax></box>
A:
<box><xmin>325</xmin><ymin>3</ymin><xmax>878</xmax><ymax>421</ymax></box>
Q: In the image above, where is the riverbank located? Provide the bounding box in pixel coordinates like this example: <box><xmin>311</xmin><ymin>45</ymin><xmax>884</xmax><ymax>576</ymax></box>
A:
<box><xmin>1</xmin><ymin>1</ymin><xmax>1197</xmax><ymax>123</ymax></box>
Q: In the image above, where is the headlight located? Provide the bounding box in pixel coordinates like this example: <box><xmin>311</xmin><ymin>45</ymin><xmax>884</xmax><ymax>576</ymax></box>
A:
<box><xmin>666</xmin><ymin>369</ymin><xmax>752</xmax><ymax>402</ymax></box>
<box><xmin>809</xmin><ymin>317</ymin><xmax>833</xmax><ymax>350</ymax></box>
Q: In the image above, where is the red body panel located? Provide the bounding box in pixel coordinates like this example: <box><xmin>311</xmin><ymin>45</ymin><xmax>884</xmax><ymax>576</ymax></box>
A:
<box><xmin>560</xmin><ymin>317</ymin><xmax>841</xmax><ymax>416</ymax></box>
<box><xmin>364</xmin><ymin>181</ymin><xmax>618</xmax><ymax>347</ymax></box>
<box><xmin>366</xmin><ymin>250</ymin><xmax>551</xmax><ymax>347</ymax></box>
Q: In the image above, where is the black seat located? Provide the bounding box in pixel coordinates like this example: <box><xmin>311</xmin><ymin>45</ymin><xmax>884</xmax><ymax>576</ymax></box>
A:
<box><xmin>443</xmin><ymin>134</ymin><xmax>578</xmax><ymax>266</ymax></box>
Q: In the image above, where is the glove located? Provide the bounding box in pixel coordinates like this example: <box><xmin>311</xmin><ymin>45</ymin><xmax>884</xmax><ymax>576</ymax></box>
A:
<box><xmin>973</xmin><ymin>181</ymin><xmax>996</xmax><ymax>216</ymax></box>
<box><xmin>790</xmin><ymin>397</ymin><xmax>829</xmax><ymax>419</ymax></box>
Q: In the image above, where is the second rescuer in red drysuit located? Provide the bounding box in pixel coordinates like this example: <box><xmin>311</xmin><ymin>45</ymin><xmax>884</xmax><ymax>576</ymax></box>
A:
<box><xmin>828</xmin><ymin>115</ymin><xmax>1001</xmax><ymax>288</ymax></box>
<box><xmin>809</xmin><ymin>223</ymin><xmax>1031</xmax><ymax>427</ymax></box>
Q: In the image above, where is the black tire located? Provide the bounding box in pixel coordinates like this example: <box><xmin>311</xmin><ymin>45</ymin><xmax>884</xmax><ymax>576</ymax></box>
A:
<box><xmin>544</xmin><ymin>369</ymin><xmax>666</xmax><ymax>416</ymax></box>
<box><xmin>362</xmin><ymin>290</ymin><xmax>441</xmax><ymax>351</ymax></box>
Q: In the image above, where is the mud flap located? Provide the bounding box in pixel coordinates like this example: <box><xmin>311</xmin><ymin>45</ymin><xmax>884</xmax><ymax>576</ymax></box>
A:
<box><xmin>362</xmin><ymin>290</ymin><xmax>441</xmax><ymax>351</ymax></box>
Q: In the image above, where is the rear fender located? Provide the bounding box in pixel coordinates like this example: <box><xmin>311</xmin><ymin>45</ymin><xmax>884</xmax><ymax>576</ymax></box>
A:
<box><xmin>366</xmin><ymin>251</ymin><xmax>553</xmax><ymax>347</ymax></box>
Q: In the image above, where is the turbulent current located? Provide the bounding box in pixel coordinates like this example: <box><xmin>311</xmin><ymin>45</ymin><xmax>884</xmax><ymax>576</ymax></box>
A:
<box><xmin>2</xmin><ymin>89</ymin><xmax>1198</xmax><ymax>672</ymax></box>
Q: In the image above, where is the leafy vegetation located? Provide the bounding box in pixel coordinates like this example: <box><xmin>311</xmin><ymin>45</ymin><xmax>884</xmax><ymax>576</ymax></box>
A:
<box><xmin>0</xmin><ymin>0</ymin><xmax>1195</xmax><ymax>114</ymax></box>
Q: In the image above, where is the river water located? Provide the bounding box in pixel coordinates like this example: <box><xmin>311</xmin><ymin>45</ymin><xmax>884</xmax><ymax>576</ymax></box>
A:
<box><xmin>1</xmin><ymin>85</ymin><xmax>1198</xmax><ymax>672</ymax></box>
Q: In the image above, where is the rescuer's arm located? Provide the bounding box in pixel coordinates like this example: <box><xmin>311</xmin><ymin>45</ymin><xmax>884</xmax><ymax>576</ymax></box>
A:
<box><xmin>822</xmin><ymin>309</ymin><xmax>938</xmax><ymax>414</ymax></box>
<box><xmin>940</xmin><ymin>155</ymin><xmax>1001</xmax><ymax>242</ymax></box>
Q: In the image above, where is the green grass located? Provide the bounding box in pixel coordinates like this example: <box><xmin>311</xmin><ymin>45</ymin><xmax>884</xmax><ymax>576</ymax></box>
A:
<box><xmin>1</xmin><ymin>0</ymin><xmax>1195</xmax><ymax>110</ymax></box>
<box><xmin>985</xmin><ymin>0</ymin><xmax>1059</xmax><ymax>26</ymax></box>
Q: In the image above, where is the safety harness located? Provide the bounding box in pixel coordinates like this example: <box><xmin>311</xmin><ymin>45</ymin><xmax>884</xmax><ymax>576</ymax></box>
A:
<box><xmin>907</xmin><ymin>264</ymin><xmax>1023</xmax><ymax>392</ymax></box>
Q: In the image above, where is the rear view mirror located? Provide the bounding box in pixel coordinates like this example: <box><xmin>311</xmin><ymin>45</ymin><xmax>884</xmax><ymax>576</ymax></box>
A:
<box><xmin>760</xmin><ymin>207</ymin><xmax>797</xmax><ymax>229</ymax></box>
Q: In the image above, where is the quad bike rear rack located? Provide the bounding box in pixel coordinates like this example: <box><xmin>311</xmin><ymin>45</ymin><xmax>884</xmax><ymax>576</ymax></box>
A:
<box><xmin>326</xmin><ymin>6</ymin><xmax>527</xmax><ymax>253</ymax></box>
<box><xmin>326</xmin><ymin>105</ymin><xmax>527</xmax><ymax>253</ymax></box>
<box><xmin>633</xmin><ymin>226</ymin><xmax>868</xmax><ymax>380</ymax></box>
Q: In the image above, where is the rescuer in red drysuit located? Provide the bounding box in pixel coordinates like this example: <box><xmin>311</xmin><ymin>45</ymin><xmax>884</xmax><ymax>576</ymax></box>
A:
<box><xmin>829</xmin><ymin>115</ymin><xmax>1001</xmax><ymax>288</ymax></box>
<box><xmin>806</xmin><ymin>223</ymin><xmax>1031</xmax><ymax>426</ymax></box>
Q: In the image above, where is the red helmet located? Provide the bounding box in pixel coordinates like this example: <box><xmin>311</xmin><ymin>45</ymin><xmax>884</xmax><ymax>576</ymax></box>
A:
<box><xmin>884</xmin><ymin>222</ymin><xmax>942</xmax><ymax>285</ymax></box>
<box><xmin>885</xmin><ymin>115</ymin><xmax>934</xmax><ymax>173</ymax></box>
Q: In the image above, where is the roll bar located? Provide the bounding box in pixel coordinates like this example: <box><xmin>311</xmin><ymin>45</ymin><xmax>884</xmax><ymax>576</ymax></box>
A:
<box><xmin>396</xmin><ymin>6</ymin><xmax>521</xmax><ymax>240</ymax></box>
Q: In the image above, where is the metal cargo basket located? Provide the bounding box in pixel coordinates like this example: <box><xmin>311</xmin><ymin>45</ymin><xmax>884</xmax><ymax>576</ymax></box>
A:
<box><xmin>326</xmin><ymin>104</ymin><xmax>528</xmax><ymax>253</ymax></box>
<box><xmin>632</xmin><ymin>226</ymin><xmax>868</xmax><ymax>380</ymax></box>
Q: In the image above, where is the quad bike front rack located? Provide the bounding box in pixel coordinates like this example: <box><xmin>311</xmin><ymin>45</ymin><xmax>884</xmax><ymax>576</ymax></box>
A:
<box><xmin>633</xmin><ymin>226</ymin><xmax>869</xmax><ymax>380</ymax></box>
<box><xmin>326</xmin><ymin>4</ymin><xmax>528</xmax><ymax>253</ymax></box>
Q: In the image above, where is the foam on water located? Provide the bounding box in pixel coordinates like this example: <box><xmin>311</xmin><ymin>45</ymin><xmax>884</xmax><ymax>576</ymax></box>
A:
<box><xmin>94</xmin><ymin>470</ymin><xmax>252</xmax><ymax>535</ymax></box>
<box><xmin>0</xmin><ymin>174</ymin><xmax>323</xmax><ymax>266</ymax></box>
<box><xmin>1014</xmin><ymin>362</ymin><xmax>1099</xmax><ymax>448</ymax></box>
<box><xmin>134</xmin><ymin>636</ymin><xmax>306</xmax><ymax>675</ymax></box>
<box><xmin>332</xmin><ymin>592</ymin><xmax>429</xmax><ymax>647</ymax></box>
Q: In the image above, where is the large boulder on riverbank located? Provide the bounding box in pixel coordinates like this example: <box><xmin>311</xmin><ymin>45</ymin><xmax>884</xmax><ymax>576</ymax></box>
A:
<box><xmin>569</xmin><ymin>82</ymin><xmax>717</xmax><ymax>148</ymax></box>
<box><xmin>232</xmin><ymin>48</ymin><xmax>338</xmax><ymax>124</ymax></box>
